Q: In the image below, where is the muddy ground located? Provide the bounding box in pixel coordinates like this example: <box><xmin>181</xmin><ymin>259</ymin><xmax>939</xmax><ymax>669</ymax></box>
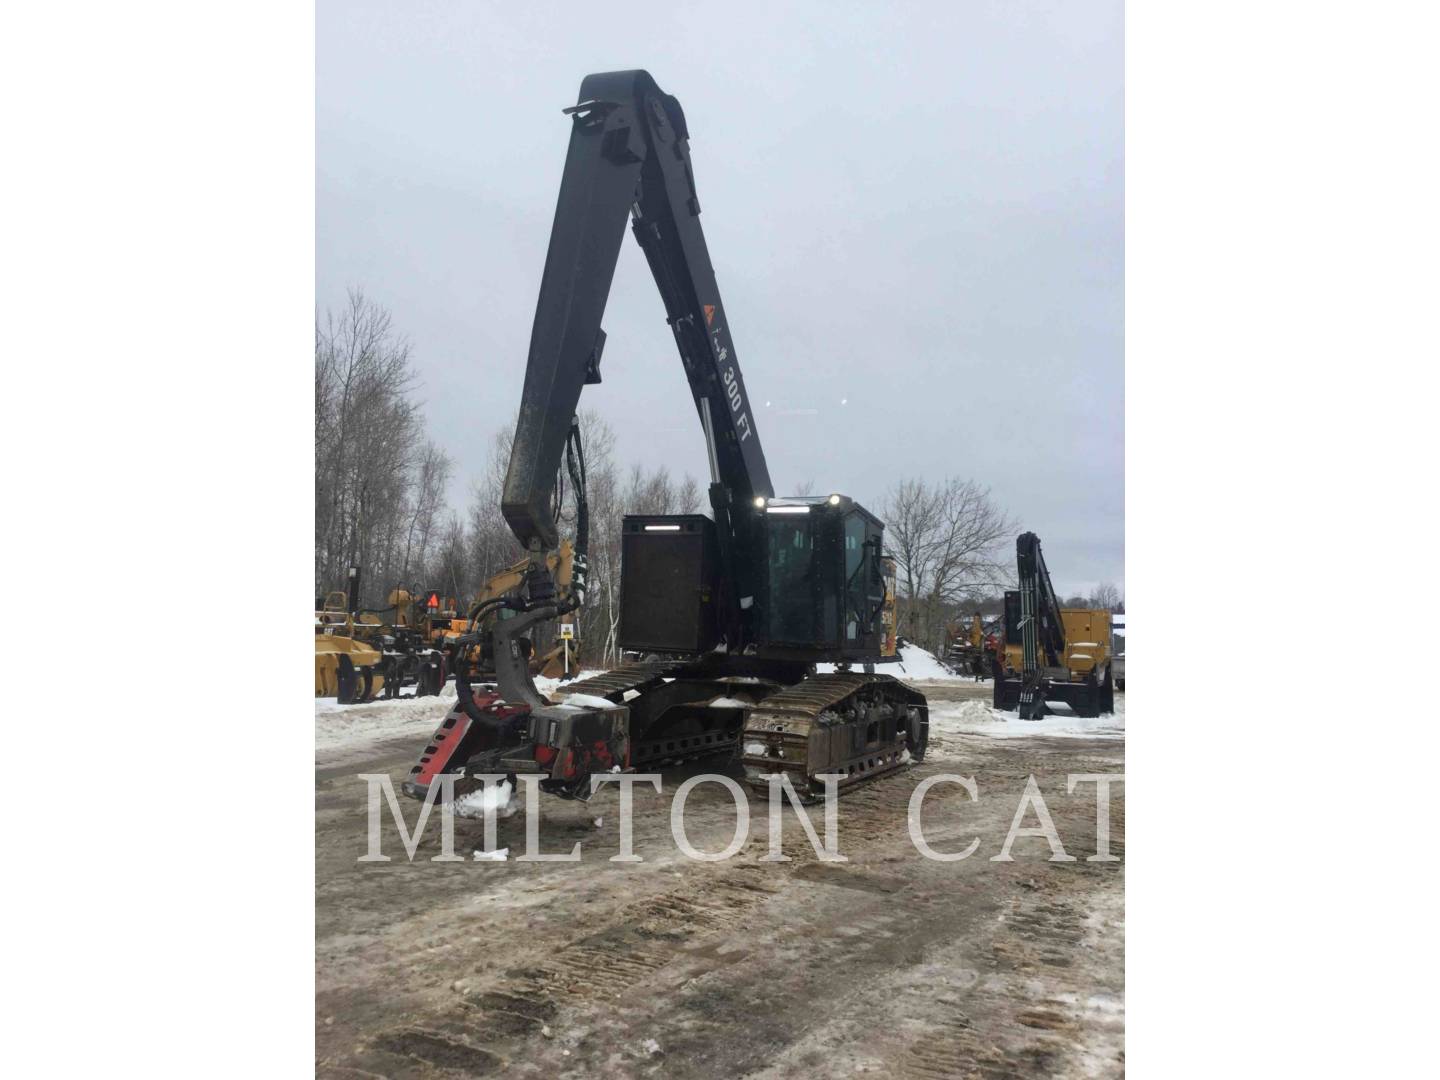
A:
<box><xmin>316</xmin><ymin>682</ymin><xmax>1124</xmax><ymax>1078</ymax></box>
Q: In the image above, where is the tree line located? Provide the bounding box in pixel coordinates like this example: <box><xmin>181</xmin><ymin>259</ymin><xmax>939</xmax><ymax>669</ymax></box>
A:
<box><xmin>316</xmin><ymin>294</ymin><xmax>1118</xmax><ymax>664</ymax></box>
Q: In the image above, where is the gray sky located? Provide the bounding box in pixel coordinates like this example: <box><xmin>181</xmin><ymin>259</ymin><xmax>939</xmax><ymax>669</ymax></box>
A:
<box><xmin>318</xmin><ymin>0</ymin><xmax>1123</xmax><ymax>597</ymax></box>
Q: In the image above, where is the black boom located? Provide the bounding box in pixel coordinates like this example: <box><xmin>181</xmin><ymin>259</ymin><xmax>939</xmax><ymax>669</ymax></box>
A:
<box><xmin>501</xmin><ymin>70</ymin><xmax>774</xmax><ymax>555</ymax></box>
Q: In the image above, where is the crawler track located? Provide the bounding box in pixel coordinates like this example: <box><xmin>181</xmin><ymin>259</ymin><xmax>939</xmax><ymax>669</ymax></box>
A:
<box><xmin>559</xmin><ymin>660</ymin><xmax>693</xmax><ymax>700</ymax></box>
<box><xmin>740</xmin><ymin>672</ymin><xmax>929</xmax><ymax>798</ymax></box>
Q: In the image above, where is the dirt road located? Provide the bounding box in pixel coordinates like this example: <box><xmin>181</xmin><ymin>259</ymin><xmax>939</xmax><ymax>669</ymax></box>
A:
<box><xmin>316</xmin><ymin>682</ymin><xmax>1124</xmax><ymax>1078</ymax></box>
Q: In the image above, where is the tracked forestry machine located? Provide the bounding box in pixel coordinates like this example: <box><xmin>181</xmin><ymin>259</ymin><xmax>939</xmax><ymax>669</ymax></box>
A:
<box><xmin>993</xmin><ymin>532</ymin><xmax>1115</xmax><ymax>719</ymax></box>
<box><xmin>404</xmin><ymin>70</ymin><xmax>927</xmax><ymax>805</ymax></box>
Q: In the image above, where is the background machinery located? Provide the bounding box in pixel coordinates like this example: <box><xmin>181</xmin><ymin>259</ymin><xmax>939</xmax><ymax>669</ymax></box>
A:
<box><xmin>405</xmin><ymin>70</ymin><xmax>927</xmax><ymax>805</ymax></box>
<box><xmin>433</xmin><ymin>541</ymin><xmax>583</xmax><ymax>681</ymax></box>
<box><xmin>943</xmin><ymin>612</ymin><xmax>997</xmax><ymax>679</ymax></box>
<box><xmin>993</xmin><ymin>532</ymin><xmax>1115</xmax><ymax>719</ymax></box>
<box><xmin>314</xmin><ymin>567</ymin><xmax>447</xmax><ymax>704</ymax></box>
<box><xmin>1111</xmin><ymin>612</ymin><xmax>1125</xmax><ymax>691</ymax></box>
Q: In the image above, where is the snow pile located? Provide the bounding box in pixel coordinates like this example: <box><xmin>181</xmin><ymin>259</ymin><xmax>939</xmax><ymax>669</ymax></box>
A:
<box><xmin>640</xmin><ymin>1038</ymin><xmax>662</xmax><ymax>1057</ymax></box>
<box><xmin>894</xmin><ymin>643</ymin><xmax>961</xmax><ymax>680</ymax></box>
<box><xmin>708</xmin><ymin>696</ymin><xmax>751</xmax><ymax>708</ymax></box>
<box><xmin>928</xmin><ymin>696</ymin><xmax>1125</xmax><ymax>742</ymax></box>
<box><xmin>315</xmin><ymin>686</ymin><xmax>459</xmax><ymax>752</ymax></box>
<box><xmin>453</xmin><ymin>779</ymin><xmax>517</xmax><ymax>819</ymax></box>
<box><xmin>473</xmin><ymin>847</ymin><xmax>509</xmax><ymax>862</ymax></box>
<box><xmin>314</xmin><ymin>684</ymin><xmax>457</xmax><ymax>716</ymax></box>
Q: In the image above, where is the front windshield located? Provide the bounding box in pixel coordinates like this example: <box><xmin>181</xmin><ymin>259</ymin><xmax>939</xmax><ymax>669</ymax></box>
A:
<box><xmin>766</xmin><ymin>517</ymin><xmax>813</xmax><ymax>642</ymax></box>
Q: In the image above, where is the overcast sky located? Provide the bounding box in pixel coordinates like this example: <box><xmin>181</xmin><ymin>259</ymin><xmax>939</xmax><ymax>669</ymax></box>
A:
<box><xmin>318</xmin><ymin>0</ymin><xmax>1123</xmax><ymax>597</ymax></box>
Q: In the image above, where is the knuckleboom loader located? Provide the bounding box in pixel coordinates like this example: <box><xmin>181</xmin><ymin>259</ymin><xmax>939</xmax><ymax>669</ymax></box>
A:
<box><xmin>992</xmin><ymin>532</ymin><xmax>1115</xmax><ymax>720</ymax></box>
<box><xmin>404</xmin><ymin>70</ymin><xmax>927</xmax><ymax>805</ymax></box>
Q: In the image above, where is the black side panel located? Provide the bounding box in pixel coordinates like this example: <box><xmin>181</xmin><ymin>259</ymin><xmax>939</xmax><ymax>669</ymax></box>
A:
<box><xmin>618</xmin><ymin>515</ymin><xmax>719</xmax><ymax>653</ymax></box>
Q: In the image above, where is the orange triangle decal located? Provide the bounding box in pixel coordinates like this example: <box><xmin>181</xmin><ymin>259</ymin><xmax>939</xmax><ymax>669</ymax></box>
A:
<box><xmin>703</xmin><ymin>304</ymin><xmax>716</xmax><ymax>326</ymax></box>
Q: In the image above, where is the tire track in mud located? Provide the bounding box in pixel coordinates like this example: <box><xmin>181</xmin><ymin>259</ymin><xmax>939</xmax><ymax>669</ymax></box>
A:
<box><xmin>345</xmin><ymin>774</ymin><xmax>941</xmax><ymax>1075</ymax></box>
<box><xmin>893</xmin><ymin>808</ymin><xmax>1126</xmax><ymax>1079</ymax></box>
<box><xmin>326</xmin><ymin>738</ymin><xmax>1122</xmax><ymax>1078</ymax></box>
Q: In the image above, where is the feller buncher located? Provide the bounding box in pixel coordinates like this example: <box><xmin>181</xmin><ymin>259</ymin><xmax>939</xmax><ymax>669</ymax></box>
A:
<box><xmin>403</xmin><ymin>70</ymin><xmax>927</xmax><ymax>806</ymax></box>
<box><xmin>992</xmin><ymin>532</ymin><xmax>1115</xmax><ymax>719</ymax></box>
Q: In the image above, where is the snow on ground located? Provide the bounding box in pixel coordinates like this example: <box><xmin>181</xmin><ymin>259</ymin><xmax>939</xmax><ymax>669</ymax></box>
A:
<box><xmin>929</xmin><ymin>694</ymin><xmax>1125</xmax><ymax>742</ymax></box>
<box><xmin>819</xmin><ymin>643</ymin><xmax>975</xmax><ymax>681</ymax></box>
<box><xmin>314</xmin><ymin>670</ymin><xmax>608</xmax><ymax>753</ymax></box>
<box><xmin>313</xmin><ymin>644</ymin><xmax>1122</xmax><ymax>757</ymax></box>
<box><xmin>315</xmin><ymin>686</ymin><xmax>459</xmax><ymax>751</ymax></box>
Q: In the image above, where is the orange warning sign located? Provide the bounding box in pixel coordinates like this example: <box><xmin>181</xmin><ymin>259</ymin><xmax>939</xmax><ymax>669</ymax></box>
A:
<box><xmin>703</xmin><ymin>304</ymin><xmax>716</xmax><ymax>326</ymax></box>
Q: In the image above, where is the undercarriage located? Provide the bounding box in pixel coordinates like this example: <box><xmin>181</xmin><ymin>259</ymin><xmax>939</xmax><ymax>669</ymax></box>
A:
<box><xmin>404</xmin><ymin>657</ymin><xmax>927</xmax><ymax>806</ymax></box>
<box><xmin>992</xmin><ymin>662</ymin><xmax>1115</xmax><ymax>719</ymax></box>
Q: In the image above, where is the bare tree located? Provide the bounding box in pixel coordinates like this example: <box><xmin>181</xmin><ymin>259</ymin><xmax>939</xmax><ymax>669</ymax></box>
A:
<box><xmin>428</xmin><ymin>514</ymin><xmax>470</xmax><ymax>603</ymax></box>
<box><xmin>1090</xmin><ymin>583</ymin><xmax>1122</xmax><ymax>611</ymax></box>
<box><xmin>881</xmin><ymin>477</ymin><xmax>1015</xmax><ymax>655</ymax></box>
<box><xmin>315</xmin><ymin>290</ymin><xmax>434</xmax><ymax>605</ymax></box>
<box><xmin>402</xmin><ymin>441</ymin><xmax>452</xmax><ymax>583</ymax></box>
<box><xmin>465</xmin><ymin>424</ymin><xmax>523</xmax><ymax>594</ymax></box>
<box><xmin>625</xmin><ymin>463</ymin><xmax>676</xmax><ymax>515</ymax></box>
<box><xmin>677</xmin><ymin>473</ymin><xmax>702</xmax><ymax>514</ymax></box>
<box><xmin>881</xmin><ymin>478</ymin><xmax>945</xmax><ymax>643</ymax></box>
<box><xmin>925</xmin><ymin>478</ymin><xmax>1015</xmax><ymax>605</ymax></box>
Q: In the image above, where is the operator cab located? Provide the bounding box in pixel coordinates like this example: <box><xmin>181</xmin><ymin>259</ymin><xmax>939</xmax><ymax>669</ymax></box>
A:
<box><xmin>752</xmin><ymin>495</ymin><xmax>886</xmax><ymax>660</ymax></box>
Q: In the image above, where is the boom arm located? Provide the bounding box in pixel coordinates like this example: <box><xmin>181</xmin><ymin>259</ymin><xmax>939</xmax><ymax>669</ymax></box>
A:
<box><xmin>1017</xmin><ymin>532</ymin><xmax>1066</xmax><ymax>670</ymax></box>
<box><xmin>501</xmin><ymin>70</ymin><xmax>774</xmax><ymax>552</ymax></box>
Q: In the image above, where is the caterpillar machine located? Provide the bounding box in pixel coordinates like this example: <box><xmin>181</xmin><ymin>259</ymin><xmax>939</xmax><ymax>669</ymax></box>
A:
<box><xmin>314</xmin><ymin>568</ymin><xmax>448</xmax><ymax>704</ymax></box>
<box><xmin>993</xmin><ymin>532</ymin><xmax>1115</xmax><ymax>719</ymax></box>
<box><xmin>943</xmin><ymin>612</ymin><xmax>993</xmax><ymax>679</ymax></box>
<box><xmin>431</xmin><ymin>541</ymin><xmax>583</xmax><ymax>680</ymax></box>
<box><xmin>404</xmin><ymin>70</ymin><xmax>927</xmax><ymax>805</ymax></box>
